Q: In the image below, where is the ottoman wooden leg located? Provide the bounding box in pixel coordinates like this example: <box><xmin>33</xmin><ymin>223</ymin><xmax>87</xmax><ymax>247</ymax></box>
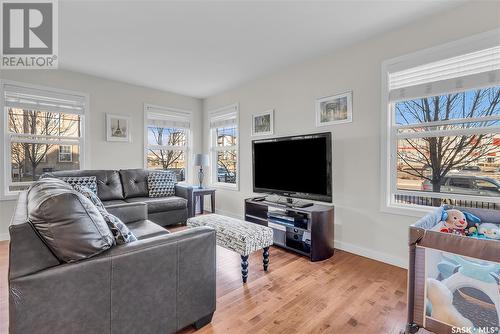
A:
<box><xmin>263</xmin><ymin>247</ymin><xmax>270</xmax><ymax>271</ymax></box>
<box><xmin>241</xmin><ymin>255</ymin><xmax>249</xmax><ymax>283</ymax></box>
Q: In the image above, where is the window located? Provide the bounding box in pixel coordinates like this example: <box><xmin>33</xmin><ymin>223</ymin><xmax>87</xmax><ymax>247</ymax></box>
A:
<box><xmin>144</xmin><ymin>104</ymin><xmax>191</xmax><ymax>182</ymax></box>
<box><xmin>209</xmin><ymin>104</ymin><xmax>239</xmax><ymax>188</ymax></box>
<box><xmin>382</xmin><ymin>34</ymin><xmax>500</xmax><ymax>214</ymax></box>
<box><xmin>58</xmin><ymin>145</ymin><xmax>72</xmax><ymax>162</ymax></box>
<box><xmin>1</xmin><ymin>81</ymin><xmax>87</xmax><ymax>196</ymax></box>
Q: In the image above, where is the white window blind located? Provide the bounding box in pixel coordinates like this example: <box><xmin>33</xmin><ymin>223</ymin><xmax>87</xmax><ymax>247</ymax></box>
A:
<box><xmin>145</xmin><ymin>105</ymin><xmax>191</xmax><ymax>129</ymax></box>
<box><xmin>389</xmin><ymin>45</ymin><xmax>500</xmax><ymax>102</ymax></box>
<box><xmin>209</xmin><ymin>105</ymin><xmax>238</xmax><ymax>128</ymax></box>
<box><xmin>4</xmin><ymin>84</ymin><xmax>86</xmax><ymax>114</ymax></box>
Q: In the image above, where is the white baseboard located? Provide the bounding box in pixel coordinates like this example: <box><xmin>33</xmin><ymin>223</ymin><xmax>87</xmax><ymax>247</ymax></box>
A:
<box><xmin>212</xmin><ymin>208</ymin><xmax>244</xmax><ymax>220</ymax></box>
<box><xmin>0</xmin><ymin>233</ymin><xmax>10</xmax><ymax>241</ymax></box>
<box><xmin>334</xmin><ymin>240</ymin><xmax>407</xmax><ymax>269</ymax></box>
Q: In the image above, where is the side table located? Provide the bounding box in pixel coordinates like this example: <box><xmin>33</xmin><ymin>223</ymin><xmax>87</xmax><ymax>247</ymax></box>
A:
<box><xmin>192</xmin><ymin>187</ymin><xmax>216</xmax><ymax>216</ymax></box>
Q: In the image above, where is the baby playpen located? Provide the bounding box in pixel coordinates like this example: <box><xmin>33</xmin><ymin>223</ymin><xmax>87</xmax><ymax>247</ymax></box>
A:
<box><xmin>404</xmin><ymin>206</ymin><xmax>500</xmax><ymax>334</ymax></box>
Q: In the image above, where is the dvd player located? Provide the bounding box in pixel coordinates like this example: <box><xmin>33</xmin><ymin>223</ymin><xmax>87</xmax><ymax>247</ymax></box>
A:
<box><xmin>267</xmin><ymin>212</ymin><xmax>307</xmax><ymax>223</ymax></box>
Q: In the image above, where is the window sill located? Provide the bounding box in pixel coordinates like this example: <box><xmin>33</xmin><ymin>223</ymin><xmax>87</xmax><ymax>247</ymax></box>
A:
<box><xmin>380</xmin><ymin>202</ymin><xmax>434</xmax><ymax>218</ymax></box>
<box><xmin>0</xmin><ymin>193</ymin><xmax>19</xmax><ymax>202</ymax></box>
<box><xmin>211</xmin><ymin>182</ymin><xmax>239</xmax><ymax>191</ymax></box>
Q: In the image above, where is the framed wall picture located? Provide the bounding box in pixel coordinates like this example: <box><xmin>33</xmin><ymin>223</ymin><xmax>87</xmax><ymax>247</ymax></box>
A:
<box><xmin>315</xmin><ymin>91</ymin><xmax>353</xmax><ymax>126</ymax></box>
<box><xmin>106</xmin><ymin>113</ymin><xmax>131</xmax><ymax>142</ymax></box>
<box><xmin>251</xmin><ymin>109</ymin><xmax>274</xmax><ymax>136</ymax></box>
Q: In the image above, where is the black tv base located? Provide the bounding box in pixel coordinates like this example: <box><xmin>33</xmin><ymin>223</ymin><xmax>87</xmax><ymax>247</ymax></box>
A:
<box><xmin>260</xmin><ymin>195</ymin><xmax>314</xmax><ymax>208</ymax></box>
<box><xmin>244</xmin><ymin>197</ymin><xmax>334</xmax><ymax>262</ymax></box>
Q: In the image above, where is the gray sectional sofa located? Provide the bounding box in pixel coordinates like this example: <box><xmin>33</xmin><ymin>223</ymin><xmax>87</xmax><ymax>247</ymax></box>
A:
<box><xmin>42</xmin><ymin>168</ymin><xmax>195</xmax><ymax>226</ymax></box>
<box><xmin>8</xmin><ymin>173</ymin><xmax>216</xmax><ymax>334</ymax></box>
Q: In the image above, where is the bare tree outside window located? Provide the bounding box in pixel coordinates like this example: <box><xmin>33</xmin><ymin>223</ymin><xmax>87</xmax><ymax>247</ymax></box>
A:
<box><xmin>147</xmin><ymin>127</ymin><xmax>187</xmax><ymax>181</ymax></box>
<box><xmin>396</xmin><ymin>86</ymin><xmax>500</xmax><ymax>207</ymax></box>
<box><xmin>8</xmin><ymin>108</ymin><xmax>81</xmax><ymax>183</ymax></box>
<box><xmin>216</xmin><ymin>127</ymin><xmax>237</xmax><ymax>183</ymax></box>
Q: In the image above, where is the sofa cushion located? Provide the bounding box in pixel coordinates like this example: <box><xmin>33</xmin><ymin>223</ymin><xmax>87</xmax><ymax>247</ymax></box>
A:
<box><xmin>27</xmin><ymin>178</ymin><xmax>115</xmax><ymax>263</ymax></box>
<box><xmin>42</xmin><ymin>170</ymin><xmax>124</xmax><ymax>201</ymax></box>
<box><xmin>102</xmin><ymin>199</ymin><xmax>127</xmax><ymax>206</ymax></box>
<box><xmin>120</xmin><ymin>169</ymin><xmax>149</xmax><ymax>198</ymax></box>
<box><xmin>148</xmin><ymin>171</ymin><xmax>176</xmax><ymax>197</ymax></box>
<box><xmin>127</xmin><ymin>220</ymin><xmax>169</xmax><ymax>240</ymax></box>
<box><xmin>125</xmin><ymin>196</ymin><xmax>187</xmax><ymax>213</ymax></box>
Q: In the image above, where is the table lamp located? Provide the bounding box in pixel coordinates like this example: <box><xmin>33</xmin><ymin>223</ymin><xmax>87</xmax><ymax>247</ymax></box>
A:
<box><xmin>194</xmin><ymin>154</ymin><xmax>209</xmax><ymax>188</ymax></box>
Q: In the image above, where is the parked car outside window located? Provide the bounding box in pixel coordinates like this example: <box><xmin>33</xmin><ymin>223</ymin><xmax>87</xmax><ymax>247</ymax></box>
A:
<box><xmin>421</xmin><ymin>175</ymin><xmax>500</xmax><ymax>197</ymax></box>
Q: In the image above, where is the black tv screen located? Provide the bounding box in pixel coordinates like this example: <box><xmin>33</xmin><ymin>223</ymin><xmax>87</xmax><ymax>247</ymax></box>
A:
<box><xmin>252</xmin><ymin>132</ymin><xmax>332</xmax><ymax>202</ymax></box>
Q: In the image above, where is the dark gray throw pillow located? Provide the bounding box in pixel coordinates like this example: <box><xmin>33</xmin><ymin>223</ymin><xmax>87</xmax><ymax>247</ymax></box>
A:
<box><xmin>73</xmin><ymin>184</ymin><xmax>137</xmax><ymax>245</ymax></box>
<box><xmin>148</xmin><ymin>171</ymin><xmax>176</xmax><ymax>197</ymax></box>
<box><xmin>27</xmin><ymin>178</ymin><xmax>115</xmax><ymax>263</ymax></box>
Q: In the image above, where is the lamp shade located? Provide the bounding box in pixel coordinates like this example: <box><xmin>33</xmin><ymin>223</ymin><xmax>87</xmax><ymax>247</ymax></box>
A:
<box><xmin>194</xmin><ymin>154</ymin><xmax>209</xmax><ymax>166</ymax></box>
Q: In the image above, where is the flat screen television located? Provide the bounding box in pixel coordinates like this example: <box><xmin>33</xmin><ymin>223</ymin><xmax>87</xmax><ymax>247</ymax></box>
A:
<box><xmin>252</xmin><ymin>132</ymin><xmax>332</xmax><ymax>203</ymax></box>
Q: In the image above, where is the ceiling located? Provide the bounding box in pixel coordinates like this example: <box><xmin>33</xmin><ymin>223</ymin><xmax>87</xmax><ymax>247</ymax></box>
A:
<box><xmin>59</xmin><ymin>1</ymin><xmax>463</xmax><ymax>98</ymax></box>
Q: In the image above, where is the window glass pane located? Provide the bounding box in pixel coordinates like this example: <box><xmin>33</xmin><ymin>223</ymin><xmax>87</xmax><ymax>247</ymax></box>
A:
<box><xmin>395</xmin><ymin>86</ymin><xmax>500</xmax><ymax>126</ymax></box>
<box><xmin>393</xmin><ymin>85</ymin><xmax>500</xmax><ymax>210</ymax></box>
<box><xmin>8</xmin><ymin>108</ymin><xmax>81</xmax><ymax>137</ymax></box>
<box><xmin>10</xmin><ymin>143</ymin><xmax>80</xmax><ymax>191</ymax></box>
<box><xmin>216</xmin><ymin>126</ymin><xmax>237</xmax><ymax>147</ymax></box>
<box><xmin>397</xmin><ymin>135</ymin><xmax>500</xmax><ymax>198</ymax></box>
<box><xmin>216</xmin><ymin>150</ymin><xmax>237</xmax><ymax>184</ymax></box>
<box><xmin>146</xmin><ymin>149</ymin><xmax>185</xmax><ymax>181</ymax></box>
<box><xmin>147</xmin><ymin>127</ymin><xmax>187</xmax><ymax>147</ymax></box>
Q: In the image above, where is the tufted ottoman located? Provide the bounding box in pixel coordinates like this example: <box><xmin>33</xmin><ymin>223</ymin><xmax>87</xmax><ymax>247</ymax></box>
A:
<box><xmin>187</xmin><ymin>214</ymin><xmax>273</xmax><ymax>283</ymax></box>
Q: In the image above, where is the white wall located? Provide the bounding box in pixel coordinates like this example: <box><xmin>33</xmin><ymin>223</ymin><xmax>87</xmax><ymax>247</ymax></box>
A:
<box><xmin>203</xmin><ymin>1</ymin><xmax>500</xmax><ymax>268</ymax></box>
<box><xmin>0</xmin><ymin>69</ymin><xmax>203</xmax><ymax>239</ymax></box>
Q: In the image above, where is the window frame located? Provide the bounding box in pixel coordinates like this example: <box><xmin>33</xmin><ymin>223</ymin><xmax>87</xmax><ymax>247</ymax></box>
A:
<box><xmin>1</xmin><ymin>80</ymin><xmax>89</xmax><ymax>200</ymax></box>
<box><xmin>58</xmin><ymin>145</ymin><xmax>73</xmax><ymax>163</ymax></box>
<box><xmin>380</xmin><ymin>29</ymin><xmax>500</xmax><ymax>217</ymax></box>
<box><xmin>143</xmin><ymin>103</ymin><xmax>192</xmax><ymax>183</ymax></box>
<box><xmin>208</xmin><ymin>103</ymin><xmax>239</xmax><ymax>190</ymax></box>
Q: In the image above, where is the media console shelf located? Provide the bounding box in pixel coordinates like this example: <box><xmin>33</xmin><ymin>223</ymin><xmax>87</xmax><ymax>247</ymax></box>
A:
<box><xmin>244</xmin><ymin>198</ymin><xmax>334</xmax><ymax>262</ymax></box>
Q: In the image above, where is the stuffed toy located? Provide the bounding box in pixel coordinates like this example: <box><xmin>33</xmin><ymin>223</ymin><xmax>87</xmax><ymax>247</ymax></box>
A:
<box><xmin>426</xmin><ymin>278</ymin><xmax>474</xmax><ymax>328</ymax></box>
<box><xmin>439</xmin><ymin>209</ymin><xmax>480</xmax><ymax>236</ymax></box>
<box><xmin>477</xmin><ymin>223</ymin><xmax>500</xmax><ymax>240</ymax></box>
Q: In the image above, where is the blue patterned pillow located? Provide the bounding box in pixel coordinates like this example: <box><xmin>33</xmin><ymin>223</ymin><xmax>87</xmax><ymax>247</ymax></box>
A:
<box><xmin>148</xmin><ymin>171</ymin><xmax>176</xmax><ymax>197</ymax></box>
<box><xmin>100</xmin><ymin>211</ymin><xmax>137</xmax><ymax>245</ymax></box>
<box><xmin>60</xmin><ymin>176</ymin><xmax>98</xmax><ymax>195</ymax></box>
<box><xmin>73</xmin><ymin>185</ymin><xmax>105</xmax><ymax>211</ymax></box>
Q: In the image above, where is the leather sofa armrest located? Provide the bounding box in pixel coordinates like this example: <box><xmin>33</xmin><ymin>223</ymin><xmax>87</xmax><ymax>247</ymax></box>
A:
<box><xmin>105</xmin><ymin>202</ymin><xmax>147</xmax><ymax>224</ymax></box>
<box><xmin>9</xmin><ymin>227</ymin><xmax>216</xmax><ymax>334</ymax></box>
<box><xmin>105</xmin><ymin>226</ymin><xmax>216</xmax><ymax>331</ymax></box>
<box><xmin>175</xmin><ymin>183</ymin><xmax>194</xmax><ymax>217</ymax></box>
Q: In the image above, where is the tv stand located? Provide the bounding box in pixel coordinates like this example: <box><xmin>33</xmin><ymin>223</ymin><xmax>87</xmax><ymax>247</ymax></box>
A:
<box><xmin>244</xmin><ymin>197</ymin><xmax>334</xmax><ymax>261</ymax></box>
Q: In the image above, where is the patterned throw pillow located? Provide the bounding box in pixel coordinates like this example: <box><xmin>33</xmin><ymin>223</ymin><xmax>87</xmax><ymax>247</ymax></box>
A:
<box><xmin>73</xmin><ymin>184</ymin><xmax>137</xmax><ymax>245</ymax></box>
<box><xmin>73</xmin><ymin>185</ymin><xmax>105</xmax><ymax>211</ymax></box>
<box><xmin>60</xmin><ymin>176</ymin><xmax>98</xmax><ymax>195</ymax></box>
<box><xmin>100</xmin><ymin>211</ymin><xmax>138</xmax><ymax>245</ymax></box>
<box><xmin>148</xmin><ymin>171</ymin><xmax>176</xmax><ymax>197</ymax></box>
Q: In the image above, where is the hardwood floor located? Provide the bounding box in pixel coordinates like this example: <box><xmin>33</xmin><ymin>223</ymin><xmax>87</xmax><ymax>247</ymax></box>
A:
<box><xmin>0</xmin><ymin>236</ymin><xmax>428</xmax><ymax>334</ymax></box>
